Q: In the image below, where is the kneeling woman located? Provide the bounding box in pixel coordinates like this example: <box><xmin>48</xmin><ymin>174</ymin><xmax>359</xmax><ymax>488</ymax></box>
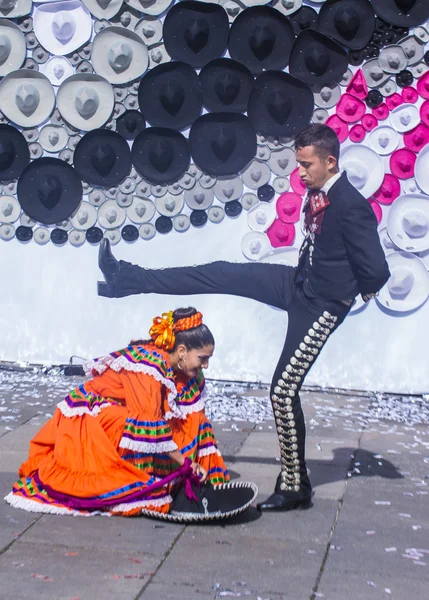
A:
<box><xmin>5</xmin><ymin>307</ymin><xmax>229</xmax><ymax>516</ymax></box>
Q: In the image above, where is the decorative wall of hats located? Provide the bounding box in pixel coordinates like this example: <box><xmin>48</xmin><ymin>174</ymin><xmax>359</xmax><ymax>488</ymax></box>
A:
<box><xmin>1</xmin><ymin>0</ymin><xmax>429</xmax><ymax>313</ymax></box>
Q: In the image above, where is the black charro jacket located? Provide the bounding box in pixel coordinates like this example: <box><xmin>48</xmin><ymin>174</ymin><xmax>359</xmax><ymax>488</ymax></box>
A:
<box><xmin>298</xmin><ymin>172</ymin><xmax>391</xmax><ymax>301</ymax></box>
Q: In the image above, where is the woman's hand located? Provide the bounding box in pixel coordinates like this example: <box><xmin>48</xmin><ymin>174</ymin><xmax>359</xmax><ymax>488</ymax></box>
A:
<box><xmin>168</xmin><ymin>450</ymin><xmax>185</xmax><ymax>467</ymax></box>
<box><xmin>191</xmin><ymin>462</ymin><xmax>208</xmax><ymax>483</ymax></box>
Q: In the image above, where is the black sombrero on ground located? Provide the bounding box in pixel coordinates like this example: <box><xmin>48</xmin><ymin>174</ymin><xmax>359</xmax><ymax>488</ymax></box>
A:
<box><xmin>140</xmin><ymin>480</ymin><xmax>258</xmax><ymax>523</ymax></box>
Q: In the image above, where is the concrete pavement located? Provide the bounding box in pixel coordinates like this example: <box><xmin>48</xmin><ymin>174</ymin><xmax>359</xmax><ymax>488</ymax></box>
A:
<box><xmin>0</xmin><ymin>373</ymin><xmax>428</xmax><ymax>600</ymax></box>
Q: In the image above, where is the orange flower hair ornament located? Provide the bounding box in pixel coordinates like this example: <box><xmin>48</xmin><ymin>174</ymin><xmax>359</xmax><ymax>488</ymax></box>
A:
<box><xmin>149</xmin><ymin>311</ymin><xmax>204</xmax><ymax>350</ymax></box>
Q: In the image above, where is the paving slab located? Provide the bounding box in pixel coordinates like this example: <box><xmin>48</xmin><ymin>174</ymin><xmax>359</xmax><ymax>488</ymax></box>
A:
<box><xmin>23</xmin><ymin>514</ymin><xmax>184</xmax><ymax>557</ymax></box>
<box><xmin>150</xmin><ymin>524</ymin><xmax>323</xmax><ymax>599</ymax></box>
<box><xmin>0</xmin><ymin>541</ymin><xmax>158</xmax><ymax>600</ymax></box>
<box><xmin>0</xmin><ymin>473</ymin><xmax>40</xmax><ymax>552</ymax></box>
<box><xmin>317</xmin><ymin>570</ymin><xmax>426</xmax><ymax>600</ymax></box>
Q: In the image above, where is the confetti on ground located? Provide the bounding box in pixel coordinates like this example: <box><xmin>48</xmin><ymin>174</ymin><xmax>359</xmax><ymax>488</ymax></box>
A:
<box><xmin>31</xmin><ymin>574</ymin><xmax>53</xmax><ymax>582</ymax></box>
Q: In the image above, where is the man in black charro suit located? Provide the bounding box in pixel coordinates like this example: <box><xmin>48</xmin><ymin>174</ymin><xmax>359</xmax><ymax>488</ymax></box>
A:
<box><xmin>97</xmin><ymin>124</ymin><xmax>390</xmax><ymax>512</ymax></box>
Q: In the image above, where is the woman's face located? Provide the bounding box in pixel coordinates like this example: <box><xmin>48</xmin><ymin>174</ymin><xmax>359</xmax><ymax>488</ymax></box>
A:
<box><xmin>181</xmin><ymin>344</ymin><xmax>214</xmax><ymax>378</ymax></box>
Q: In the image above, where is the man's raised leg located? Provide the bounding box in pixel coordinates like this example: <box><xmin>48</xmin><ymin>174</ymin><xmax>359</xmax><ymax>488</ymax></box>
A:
<box><xmin>98</xmin><ymin>238</ymin><xmax>294</xmax><ymax>310</ymax></box>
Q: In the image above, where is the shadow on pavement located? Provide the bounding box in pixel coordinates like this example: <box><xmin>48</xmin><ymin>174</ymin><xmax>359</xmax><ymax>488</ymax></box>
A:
<box><xmin>224</xmin><ymin>447</ymin><xmax>404</xmax><ymax>487</ymax></box>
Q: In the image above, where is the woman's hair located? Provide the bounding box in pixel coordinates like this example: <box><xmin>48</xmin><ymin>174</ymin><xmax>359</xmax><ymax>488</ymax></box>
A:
<box><xmin>130</xmin><ymin>307</ymin><xmax>215</xmax><ymax>352</ymax></box>
<box><xmin>294</xmin><ymin>123</ymin><xmax>340</xmax><ymax>162</ymax></box>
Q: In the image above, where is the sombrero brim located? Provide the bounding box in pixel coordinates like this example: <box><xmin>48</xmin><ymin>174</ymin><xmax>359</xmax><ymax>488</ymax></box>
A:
<box><xmin>81</xmin><ymin>0</ymin><xmax>123</xmax><ymax>20</ymax></box>
<box><xmin>140</xmin><ymin>481</ymin><xmax>258</xmax><ymax>523</ymax></box>
<box><xmin>0</xmin><ymin>71</ymin><xmax>55</xmax><ymax>127</ymax></box>
<box><xmin>57</xmin><ymin>75</ymin><xmax>115</xmax><ymax>131</ymax></box>
<box><xmin>390</xmin><ymin>104</ymin><xmax>420</xmax><ymax>133</ymax></box>
<box><xmin>317</xmin><ymin>0</ymin><xmax>375</xmax><ymax>50</ymax></box>
<box><xmin>33</xmin><ymin>4</ymin><xmax>93</xmax><ymax>56</ymax></box>
<box><xmin>377</xmin><ymin>251</ymin><xmax>429</xmax><ymax>313</ymax></box>
<box><xmin>241</xmin><ymin>231</ymin><xmax>271</xmax><ymax>261</ymax></box>
<box><xmin>91</xmin><ymin>27</ymin><xmax>149</xmax><ymax>84</ymax></box>
<box><xmin>0</xmin><ymin>0</ymin><xmax>32</xmax><ymax>19</ymax></box>
<box><xmin>349</xmin><ymin>294</ymin><xmax>368</xmax><ymax>314</ymax></box>
<box><xmin>415</xmin><ymin>145</ymin><xmax>429</xmax><ymax>196</ymax></box>
<box><xmin>0</xmin><ymin>21</ymin><xmax>26</xmax><ymax>76</ymax></box>
<box><xmin>386</xmin><ymin>193</ymin><xmax>429</xmax><ymax>253</ymax></box>
<box><xmin>370</xmin><ymin>0</ymin><xmax>429</xmax><ymax>28</ymax></box>
<box><xmin>340</xmin><ymin>145</ymin><xmax>385</xmax><ymax>198</ymax></box>
<box><xmin>41</xmin><ymin>56</ymin><xmax>75</xmax><ymax>86</ymax></box>
<box><xmin>289</xmin><ymin>29</ymin><xmax>349</xmax><ymax>85</ymax></box>
<box><xmin>124</xmin><ymin>0</ymin><xmax>173</xmax><ymax>17</ymax></box>
<box><xmin>368</xmin><ymin>126</ymin><xmax>400</xmax><ymax>156</ymax></box>
<box><xmin>259</xmin><ymin>247</ymin><xmax>299</xmax><ymax>267</ymax></box>
<box><xmin>247</xmin><ymin>202</ymin><xmax>276</xmax><ymax>232</ymax></box>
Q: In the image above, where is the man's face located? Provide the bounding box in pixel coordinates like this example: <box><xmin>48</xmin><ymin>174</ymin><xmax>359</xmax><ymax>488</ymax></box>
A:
<box><xmin>295</xmin><ymin>145</ymin><xmax>337</xmax><ymax>191</ymax></box>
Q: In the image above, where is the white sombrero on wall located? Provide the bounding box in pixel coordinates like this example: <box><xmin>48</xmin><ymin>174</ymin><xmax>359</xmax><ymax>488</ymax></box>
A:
<box><xmin>368</xmin><ymin>125</ymin><xmax>400</xmax><ymax>156</ymax></box>
<box><xmin>0</xmin><ymin>195</ymin><xmax>20</xmax><ymax>223</ymax></box>
<box><xmin>387</xmin><ymin>194</ymin><xmax>429</xmax><ymax>253</ymax></box>
<box><xmin>379</xmin><ymin>226</ymin><xmax>399</xmax><ymax>254</ymax></box>
<box><xmin>0</xmin><ymin>0</ymin><xmax>31</xmax><ymax>18</ymax></box>
<box><xmin>91</xmin><ymin>26</ymin><xmax>149</xmax><ymax>84</ymax></box>
<box><xmin>0</xmin><ymin>69</ymin><xmax>55</xmax><ymax>127</ymax></box>
<box><xmin>56</xmin><ymin>73</ymin><xmax>115</xmax><ymax>131</ymax></box>
<box><xmin>340</xmin><ymin>144</ymin><xmax>385</xmax><ymax>198</ymax></box>
<box><xmin>415</xmin><ymin>145</ymin><xmax>429</xmax><ymax>196</ymax></box>
<box><xmin>241</xmin><ymin>231</ymin><xmax>271</xmax><ymax>261</ymax></box>
<box><xmin>33</xmin><ymin>1</ymin><xmax>93</xmax><ymax>56</ymax></box>
<box><xmin>377</xmin><ymin>251</ymin><xmax>429</xmax><ymax>313</ymax></box>
<box><xmin>0</xmin><ymin>18</ymin><xmax>26</xmax><ymax>77</ymax></box>
<box><xmin>247</xmin><ymin>202</ymin><xmax>276</xmax><ymax>233</ymax></box>
<box><xmin>40</xmin><ymin>55</ymin><xmax>75</xmax><ymax>86</ymax></box>
<box><xmin>389</xmin><ymin>103</ymin><xmax>420</xmax><ymax>133</ymax></box>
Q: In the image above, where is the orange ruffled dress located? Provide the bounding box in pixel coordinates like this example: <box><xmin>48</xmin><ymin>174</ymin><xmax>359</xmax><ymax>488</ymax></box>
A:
<box><xmin>5</xmin><ymin>343</ymin><xmax>229</xmax><ymax>516</ymax></box>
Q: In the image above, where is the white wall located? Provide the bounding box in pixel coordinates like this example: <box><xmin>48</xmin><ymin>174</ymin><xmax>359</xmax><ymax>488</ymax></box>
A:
<box><xmin>0</xmin><ymin>210</ymin><xmax>427</xmax><ymax>394</ymax></box>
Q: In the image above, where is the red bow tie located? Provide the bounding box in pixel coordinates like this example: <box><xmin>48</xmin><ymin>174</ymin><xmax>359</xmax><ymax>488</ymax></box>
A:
<box><xmin>303</xmin><ymin>190</ymin><xmax>330</xmax><ymax>235</ymax></box>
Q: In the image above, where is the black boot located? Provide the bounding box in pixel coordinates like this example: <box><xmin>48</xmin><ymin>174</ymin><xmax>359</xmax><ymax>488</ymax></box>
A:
<box><xmin>256</xmin><ymin>472</ymin><xmax>312</xmax><ymax>512</ymax></box>
<box><xmin>97</xmin><ymin>239</ymin><xmax>120</xmax><ymax>297</ymax></box>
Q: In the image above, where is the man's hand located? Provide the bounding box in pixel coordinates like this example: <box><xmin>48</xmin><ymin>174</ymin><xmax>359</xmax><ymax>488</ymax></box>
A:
<box><xmin>362</xmin><ymin>293</ymin><xmax>377</xmax><ymax>302</ymax></box>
